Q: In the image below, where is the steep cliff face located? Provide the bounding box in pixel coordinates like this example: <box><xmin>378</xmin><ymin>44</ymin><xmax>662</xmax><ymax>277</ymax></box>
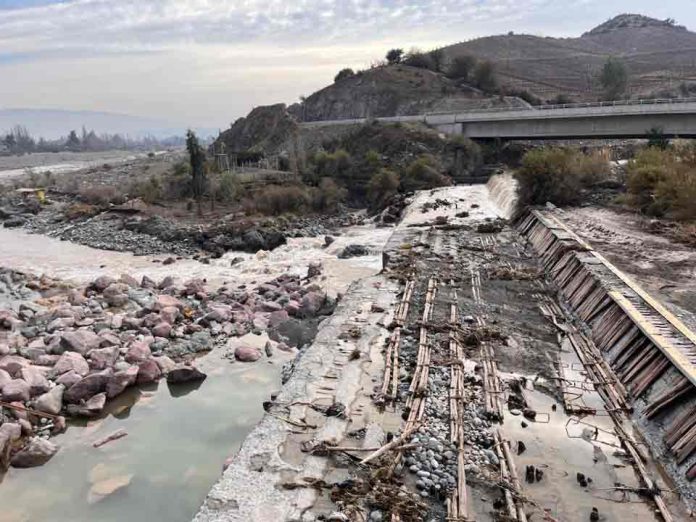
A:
<box><xmin>287</xmin><ymin>65</ymin><xmax>522</xmax><ymax>122</ymax></box>
<box><xmin>213</xmin><ymin>103</ymin><xmax>298</xmax><ymax>155</ymax></box>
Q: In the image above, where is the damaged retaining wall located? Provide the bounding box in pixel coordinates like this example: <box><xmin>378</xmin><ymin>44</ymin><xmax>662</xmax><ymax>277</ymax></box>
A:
<box><xmin>520</xmin><ymin>209</ymin><xmax>696</xmax><ymax>504</ymax></box>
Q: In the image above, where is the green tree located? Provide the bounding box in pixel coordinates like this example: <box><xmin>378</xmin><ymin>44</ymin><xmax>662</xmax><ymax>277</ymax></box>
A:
<box><xmin>447</xmin><ymin>55</ymin><xmax>477</xmax><ymax>80</ymax></box>
<box><xmin>428</xmin><ymin>48</ymin><xmax>445</xmax><ymax>72</ymax></box>
<box><xmin>186</xmin><ymin>130</ymin><xmax>207</xmax><ymax>215</ymax></box>
<box><xmin>386</xmin><ymin>48</ymin><xmax>404</xmax><ymax>65</ymax></box>
<box><xmin>472</xmin><ymin>61</ymin><xmax>498</xmax><ymax>92</ymax></box>
<box><xmin>367</xmin><ymin>168</ymin><xmax>400</xmax><ymax>210</ymax></box>
<box><xmin>600</xmin><ymin>57</ymin><xmax>628</xmax><ymax>100</ymax></box>
<box><xmin>334</xmin><ymin>68</ymin><xmax>355</xmax><ymax>83</ymax></box>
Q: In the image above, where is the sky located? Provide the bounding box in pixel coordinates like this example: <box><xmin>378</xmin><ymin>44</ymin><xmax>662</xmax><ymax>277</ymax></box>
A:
<box><xmin>0</xmin><ymin>0</ymin><xmax>694</xmax><ymax>131</ymax></box>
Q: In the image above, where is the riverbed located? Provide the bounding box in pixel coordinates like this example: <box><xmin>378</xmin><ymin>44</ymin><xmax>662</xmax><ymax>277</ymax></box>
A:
<box><xmin>0</xmin><ymin>221</ymin><xmax>392</xmax><ymax>522</ymax></box>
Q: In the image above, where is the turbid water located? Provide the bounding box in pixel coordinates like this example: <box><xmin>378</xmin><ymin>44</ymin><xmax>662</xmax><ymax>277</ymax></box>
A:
<box><xmin>0</xmin><ymin>220</ymin><xmax>391</xmax><ymax>522</ymax></box>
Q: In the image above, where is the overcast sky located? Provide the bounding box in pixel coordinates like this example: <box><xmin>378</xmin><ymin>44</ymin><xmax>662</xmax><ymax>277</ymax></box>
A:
<box><xmin>0</xmin><ymin>0</ymin><xmax>693</xmax><ymax>130</ymax></box>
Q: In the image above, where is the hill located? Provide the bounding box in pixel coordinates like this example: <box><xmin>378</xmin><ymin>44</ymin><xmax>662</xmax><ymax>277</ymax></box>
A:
<box><xmin>441</xmin><ymin>14</ymin><xmax>696</xmax><ymax>101</ymax></box>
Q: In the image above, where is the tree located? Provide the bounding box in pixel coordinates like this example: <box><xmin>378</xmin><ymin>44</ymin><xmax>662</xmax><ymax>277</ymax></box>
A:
<box><xmin>403</xmin><ymin>48</ymin><xmax>436</xmax><ymax>71</ymax></box>
<box><xmin>472</xmin><ymin>61</ymin><xmax>498</xmax><ymax>92</ymax></box>
<box><xmin>66</xmin><ymin>130</ymin><xmax>81</xmax><ymax>151</ymax></box>
<box><xmin>447</xmin><ymin>55</ymin><xmax>477</xmax><ymax>80</ymax></box>
<box><xmin>600</xmin><ymin>57</ymin><xmax>628</xmax><ymax>100</ymax></box>
<box><xmin>367</xmin><ymin>168</ymin><xmax>400</xmax><ymax>210</ymax></box>
<box><xmin>428</xmin><ymin>49</ymin><xmax>445</xmax><ymax>72</ymax></box>
<box><xmin>186</xmin><ymin>130</ymin><xmax>207</xmax><ymax>215</ymax></box>
<box><xmin>386</xmin><ymin>48</ymin><xmax>403</xmax><ymax>65</ymax></box>
<box><xmin>334</xmin><ymin>68</ymin><xmax>355</xmax><ymax>83</ymax></box>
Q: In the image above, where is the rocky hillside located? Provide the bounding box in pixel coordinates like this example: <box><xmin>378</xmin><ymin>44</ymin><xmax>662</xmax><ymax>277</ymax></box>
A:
<box><xmin>214</xmin><ymin>104</ymin><xmax>298</xmax><ymax>155</ymax></box>
<box><xmin>287</xmin><ymin>65</ymin><xmax>524</xmax><ymax>122</ymax></box>
<box><xmin>441</xmin><ymin>14</ymin><xmax>696</xmax><ymax>100</ymax></box>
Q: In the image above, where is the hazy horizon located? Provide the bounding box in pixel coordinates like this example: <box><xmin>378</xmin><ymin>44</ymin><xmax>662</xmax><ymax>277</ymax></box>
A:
<box><xmin>1</xmin><ymin>0</ymin><xmax>695</xmax><ymax>132</ymax></box>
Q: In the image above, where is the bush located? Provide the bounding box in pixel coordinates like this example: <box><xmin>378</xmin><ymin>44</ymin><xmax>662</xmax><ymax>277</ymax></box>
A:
<box><xmin>401</xmin><ymin>155</ymin><xmax>451</xmax><ymax>192</ymax></box>
<box><xmin>334</xmin><ymin>68</ymin><xmax>355</xmax><ymax>83</ymax></box>
<box><xmin>367</xmin><ymin>168</ymin><xmax>400</xmax><ymax>210</ymax></box>
<box><xmin>386</xmin><ymin>49</ymin><xmax>403</xmax><ymax>65</ymax></box>
<box><xmin>131</xmin><ymin>176</ymin><xmax>162</xmax><ymax>204</ymax></box>
<box><xmin>626</xmin><ymin>144</ymin><xmax>696</xmax><ymax>219</ymax></box>
<box><xmin>472</xmin><ymin>61</ymin><xmax>498</xmax><ymax>92</ymax></box>
<box><xmin>311</xmin><ymin>177</ymin><xmax>346</xmax><ymax>212</ymax></box>
<box><xmin>447</xmin><ymin>55</ymin><xmax>477</xmax><ymax>80</ymax></box>
<box><xmin>217</xmin><ymin>171</ymin><xmax>240</xmax><ymax>203</ymax></box>
<box><xmin>78</xmin><ymin>185</ymin><xmax>125</xmax><ymax>206</ymax></box>
<box><xmin>515</xmin><ymin>148</ymin><xmax>610</xmax><ymax>208</ymax></box>
<box><xmin>403</xmin><ymin>49</ymin><xmax>436</xmax><ymax>71</ymax></box>
<box><xmin>254</xmin><ymin>184</ymin><xmax>309</xmax><ymax>215</ymax></box>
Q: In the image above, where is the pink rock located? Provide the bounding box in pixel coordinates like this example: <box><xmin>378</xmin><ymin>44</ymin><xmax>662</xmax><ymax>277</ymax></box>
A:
<box><xmin>159</xmin><ymin>306</ymin><xmax>179</xmax><ymax>325</ymax></box>
<box><xmin>63</xmin><ymin>370</ymin><xmax>111</xmax><ymax>403</ymax></box>
<box><xmin>276</xmin><ymin>342</ymin><xmax>293</xmax><ymax>353</ymax></box>
<box><xmin>52</xmin><ymin>352</ymin><xmax>90</xmax><ymax>377</ymax></box>
<box><xmin>60</xmin><ymin>330</ymin><xmax>101</xmax><ymax>355</ymax></box>
<box><xmin>92</xmin><ymin>275</ymin><xmax>116</xmax><ymax>292</ymax></box>
<box><xmin>68</xmin><ymin>289</ymin><xmax>86</xmax><ymax>306</ymax></box>
<box><xmin>2</xmin><ymin>379</ymin><xmax>31</xmax><ymax>402</ymax></box>
<box><xmin>268</xmin><ymin>310</ymin><xmax>290</xmax><ymax>328</ymax></box>
<box><xmin>284</xmin><ymin>301</ymin><xmax>301</xmax><ymax>316</ymax></box>
<box><xmin>252</xmin><ymin>315</ymin><xmax>268</xmax><ymax>331</ymax></box>
<box><xmin>98</xmin><ymin>331</ymin><xmax>121</xmax><ymax>347</ymax></box>
<box><xmin>153</xmin><ymin>356</ymin><xmax>176</xmax><ymax>375</ymax></box>
<box><xmin>56</xmin><ymin>370</ymin><xmax>82</xmax><ymax>389</ymax></box>
<box><xmin>106</xmin><ymin>366</ymin><xmax>138</xmax><ymax>398</ymax></box>
<box><xmin>20</xmin><ymin>366</ymin><xmax>50</xmax><ymax>396</ymax></box>
<box><xmin>10</xmin><ymin>437</ymin><xmax>58</xmax><ymax>468</ymax></box>
<box><xmin>34</xmin><ymin>385</ymin><xmax>64</xmax><ymax>415</ymax></box>
<box><xmin>125</xmin><ymin>341</ymin><xmax>151</xmax><ymax>364</ymax></box>
<box><xmin>234</xmin><ymin>346</ymin><xmax>261</xmax><ymax>362</ymax></box>
<box><xmin>67</xmin><ymin>392</ymin><xmax>106</xmax><ymax>417</ymax></box>
<box><xmin>119</xmin><ymin>274</ymin><xmax>139</xmax><ymax>288</ymax></box>
<box><xmin>88</xmin><ymin>346</ymin><xmax>119</xmax><ymax>370</ymax></box>
<box><xmin>258</xmin><ymin>301</ymin><xmax>283</xmax><ymax>313</ymax></box>
<box><xmin>0</xmin><ymin>355</ymin><xmax>30</xmax><ymax>377</ymax></box>
<box><xmin>154</xmin><ymin>294</ymin><xmax>183</xmax><ymax>311</ymax></box>
<box><xmin>300</xmin><ymin>292</ymin><xmax>325</xmax><ymax>316</ymax></box>
<box><xmin>0</xmin><ymin>369</ymin><xmax>11</xmax><ymax>388</ymax></box>
<box><xmin>136</xmin><ymin>359</ymin><xmax>161</xmax><ymax>384</ymax></box>
<box><xmin>35</xmin><ymin>354</ymin><xmax>60</xmax><ymax>367</ymax></box>
<box><xmin>151</xmin><ymin>322</ymin><xmax>172</xmax><ymax>338</ymax></box>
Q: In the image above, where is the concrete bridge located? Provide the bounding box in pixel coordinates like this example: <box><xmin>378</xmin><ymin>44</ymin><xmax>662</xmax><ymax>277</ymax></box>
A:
<box><xmin>300</xmin><ymin>98</ymin><xmax>696</xmax><ymax>139</ymax></box>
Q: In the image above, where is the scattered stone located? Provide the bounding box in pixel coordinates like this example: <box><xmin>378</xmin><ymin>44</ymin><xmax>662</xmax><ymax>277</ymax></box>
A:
<box><xmin>1</xmin><ymin>379</ymin><xmax>31</xmax><ymax>402</ymax></box>
<box><xmin>67</xmin><ymin>392</ymin><xmax>106</xmax><ymax>417</ymax></box>
<box><xmin>34</xmin><ymin>384</ymin><xmax>65</xmax><ymax>415</ymax></box>
<box><xmin>136</xmin><ymin>359</ymin><xmax>161</xmax><ymax>384</ymax></box>
<box><xmin>234</xmin><ymin>346</ymin><xmax>261</xmax><ymax>362</ymax></box>
<box><xmin>11</xmin><ymin>437</ymin><xmax>58</xmax><ymax>468</ymax></box>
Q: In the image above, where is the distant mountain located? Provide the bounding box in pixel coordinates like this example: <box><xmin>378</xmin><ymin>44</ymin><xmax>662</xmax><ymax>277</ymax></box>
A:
<box><xmin>0</xmin><ymin>108</ymin><xmax>217</xmax><ymax>140</ymax></box>
<box><xmin>440</xmin><ymin>13</ymin><xmax>696</xmax><ymax>100</ymax></box>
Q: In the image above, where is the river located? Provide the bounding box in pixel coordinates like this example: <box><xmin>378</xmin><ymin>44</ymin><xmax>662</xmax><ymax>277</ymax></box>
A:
<box><xmin>0</xmin><ymin>223</ymin><xmax>392</xmax><ymax>522</ymax></box>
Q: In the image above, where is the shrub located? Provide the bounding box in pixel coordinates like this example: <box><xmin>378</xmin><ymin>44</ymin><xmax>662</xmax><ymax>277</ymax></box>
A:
<box><xmin>254</xmin><ymin>184</ymin><xmax>309</xmax><ymax>215</ymax></box>
<box><xmin>402</xmin><ymin>155</ymin><xmax>451</xmax><ymax>192</ymax></box>
<box><xmin>403</xmin><ymin>49</ymin><xmax>436</xmax><ymax>71</ymax></box>
<box><xmin>472</xmin><ymin>61</ymin><xmax>498</xmax><ymax>92</ymax></box>
<box><xmin>515</xmin><ymin>148</ymin><xmax>609</xmax><ymax>208</ymax></box>
<box><xmin>449</xmin><ymin>135</ymin><xmax>483</xmax><ymax>176</ymax></box>
<box><xmin>334</xmin><ymin>68</ymin><xmax>355</xmax><ymax>83</ymax></box>
<box><xmin>132</xmin><ymin>176</ymin><xmax>162</xmax><ymax>204</ymax></box>
<box><xmin>64</xmin><ymin>203</ymin><xmax>99</xmax><ymax>220</ymax></box>
<box><xmin>600</xmin><ymin>57</ymin><xmax>628</xmax><ymax>100</ymax></box>
<box><xmin>626</xmin><ymin>144</ymin><xmax>696</xmax><ymax>219</ymax></box>
<box><xmin>367</xmin><ymin>168</ymin><xmax>400</xmax><ymax>210</ymax></box>
<box><xmin>78</xmin><ymin>185</ymin><xmax>125</xmax><ymax>206</ymax></box>
<box><xmin>311</xmin><ymin>177</ymin><xmax>347</xmax><ymax>212</ymax></box>
<box><xmin>386</xmin><ymin>49</ymin><xmax>403</xmax><ymax>65</ymax></box>
<box><xmin>217</xmin><ymin>171</ymin><xmax>240</xmax><ymax>203</ymax></box>
<box><xmin>447</xmin><ymin>55</ymin><xmax>477</xmax><ymax>80</ymax></box>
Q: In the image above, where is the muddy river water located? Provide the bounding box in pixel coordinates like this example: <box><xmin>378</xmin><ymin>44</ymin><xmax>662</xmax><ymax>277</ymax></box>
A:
<box><xmin>0</xmin><ymin>223</ymin><xmax>392</xmax><ymax>522</ymax></box>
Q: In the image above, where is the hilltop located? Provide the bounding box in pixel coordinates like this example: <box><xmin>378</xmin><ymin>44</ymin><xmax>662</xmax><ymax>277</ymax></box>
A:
<box><xmin>441</xmin><ymin>14</ymin><xmax>696</xmax><ymax>100</ymax></box>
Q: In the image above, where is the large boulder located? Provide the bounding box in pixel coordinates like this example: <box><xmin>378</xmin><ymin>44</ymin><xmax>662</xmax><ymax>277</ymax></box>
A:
<box><xmin>63</xmin><ymin>370</ymin><xmax>111</xmax><ymax>403</ymax></box>
<box><xmin>60</xmin><ymin>330</ymin><xmax>101</xmax><ymax>355</ymax></box>
<box><xmin>92</xmin><ymin>276</ymin><xmax>116</xmax><ymax>292</ymax></box>
<box><xmin>1</xmin><ymin>379</ymin><xmax>31</xmax><ymax>402</ymax></box>
<box><xmin>106</xmin><ymin>366</ymin><xmax>138</xmax><ymax>398</ymax></box>
<box><xmin>153</xmin><ymin>356</ymin><xmax>176</xmax><ymax>375</ymax></box>
<box><xmin>52</xmin><ymin>352</ymin><xmax>90</xmax><ymax>377</ymax></box>
<box><xmin>151</xmin><ymin>322</ymin><xmax>172</xmax><ymax>338</ymax></box>
<box><xmin>136</xmin><ymin>359</ymin><xmax>161</xmax><ymax>384</ymax></box>
<box><xmin>34</xmin><ymin>384</ymin><xmax>65</xmax><ymax>415</ymax></box>
<box><xmin>11</xmin><ymin>437</ymin><xmax>58</xmax><ymax>468</ymax></box>
<box><xmin>300</xmin><ymin>292</ymin><xmax>326</xmax><ymax>316</ymax></box>
<box><xmin>125</xmin><ymin>341</ymin><xmax>151</xmax><ymax>364</ymax></box>
<box><xmin>19</xmin><ymin>366</ymin><xmax>50</xmax><ymax>396</ymax></box>
<box><xmin>56</xmin><ymin>370</ymin><xmax>82</xmax><ymax>389</ymax></box>
<box><xmin>166</xmin><ymin>365</ymin><xmax>207</xmax><ymax>384</ymax></box>
<box><xmin>234</xmin><ymin>346</ymin><xmax>261</xmax><ymax>363</ymax></box>
<box><xmin>66</xmin><ymin>392</ymin><xmax>106</xmax><ymax>418</ymax></box>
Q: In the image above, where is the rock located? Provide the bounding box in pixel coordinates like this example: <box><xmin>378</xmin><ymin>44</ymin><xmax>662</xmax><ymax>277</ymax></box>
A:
<box><xmin>264</xmin><ymin>341</ymin><xmax>274</xmax><ymax>357</ymax></box>
<box><xmin>119</xmin><ymin>274</ymin><xmax>140</xmax><ymax>288</ymax></box>
<box><xmin>56</xmin><ymin>370</ymin><xmax>82</xmax><ymax>389</ymax></box>
<box><xmin>234</xmin><ymin>346</ymin><xmax>261</xmax><ymax>362</ymax></box>
<box><xmin>11</xmin><ymin>437</ymin><xmax>58</xmax><ymax>468</ymax></box>
<box><xmin>103</xmin><ymin>283</ymin><xmax>130</xmax><ymax>308</ymax></box>
<box><xmin>92</xmin><ymin>275</ymin><xmax>116</xmax><ymax>292</ymax></box>
<box><xmin>522</xmin><ymin>408</ymin><xmax>537</xmax><ymax>421</ymax></box>
<box><xmin>1</xmin><ymin>379</ymin><xmax>31</xmax><ymax>402</ymax></box>
<box><xmin>136</xmin><ymin>359</ymin><xmax>161</xmax><ymax>384</ymax></box>
<box><xmin>0</xmin><ymin>368</ymin><xmax>11</xmax><ymax>388</ymax></box>
<box><xmin>3</xmin><ymin>216</ymin><xmax>26</xmax><ymax>228</ymax></box>
<box><xmin>151</xmin><ymin>322</ymin><xmax>172</xmax><ymax>338</ymax></box>
<box><xmin>166</xmin><ymin>365</ymin><xmax>207</xmax><ymax>384</ymax></box>
<box><xmin>89</xmin><ymin>346</ymin><xmax>119</xmax><ymax>370</ymax></box>
<box><xmin>88</xmin><ymin>473</ymin><xmax>133</xmax><ymax>504</ymax></box>
<box><xmin>0</xmin><ymin>355</ymin><xmax>30</xmax><ymax>377</ymax></box>
<box><xmin>268</xmin><ymin>310</ymin><xmax>289</xmax><ymax>328</ymax></box>
<box><xmin>52</xmin><ymin>352</ymin><xmax>90</xmax><ymax>377</ymax></box>
<box><xmin>67</xmin><ymin>392</ymin><xmax>106</xmax><ymax>417</ymax></box>
<box><xmin>0</xmin><ymin>422</ymin><xmax>21</xmax><ymax>470</ymax></box>
<box><xmin>153</xmin><ymin>356</ymin><xmax>176</xmax><ymax>375</ymax></box>
<box><xmin>284</xmin><ymin>301</ymin><xmax>300</xmax><ymax>316</ymax></box>
<box><xmin>64</xmin><ymin>370</ymin><xmax>111</xmax><ymax>403</ymax></box>
<box><xmin>338</xmin><ymin>244</ymin><xmax>369</xmax><ymax>258</ymax></box>
<box><xmin>60</xmin><ymin>330</ymin><xmax>101</xmax><ymax>355</ymax></box>
<box><xmin>141</xmin><ymin>275</ymin><xmax>156</xmax><ymax>288</ymax></box>
<box><xmin>300</xmin><ymin>292</ymin><xmax>326</xmax><ymax>316</ymax></box>
<box><xmin>20</xmin><ymin>366</ymin><xmax>50</xmax><ymax>396</ymax></box>
<box><xmin>106</xmin><ymin>366</ymin><xmax>139</xmax><ymax>398</ymax></box>
<box><xmin>258</xmin><ymin>301</ymin><xmax>282</xmax><ymax>313</ymax></box>
<box><xmin>324</xmin><ymin>235</ymin><xmax>335</xmax><ymax>247</ymax></box>
<box><xmin>34</xmin><ymin>384</ymin><xmax>65</xmax><ymax>415</ymax></box>
<box><xmin>307</xmin><ymin>262</ymin><xmax>322</xmax><ymax>279</ymax></box>
<box><xmin>159</xmin><ymin>306</ymin><xmax>179</xmax><ymax>325</ymax></box>
<box><xmin>125</xmin><ymin>341</ymin><xmax>151</xmax><ymax>364</ymax></box>
<box><xmin>155</xmin><ymin>294</ymin><xmax>183</xmax><ymax>311</ymax></box>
